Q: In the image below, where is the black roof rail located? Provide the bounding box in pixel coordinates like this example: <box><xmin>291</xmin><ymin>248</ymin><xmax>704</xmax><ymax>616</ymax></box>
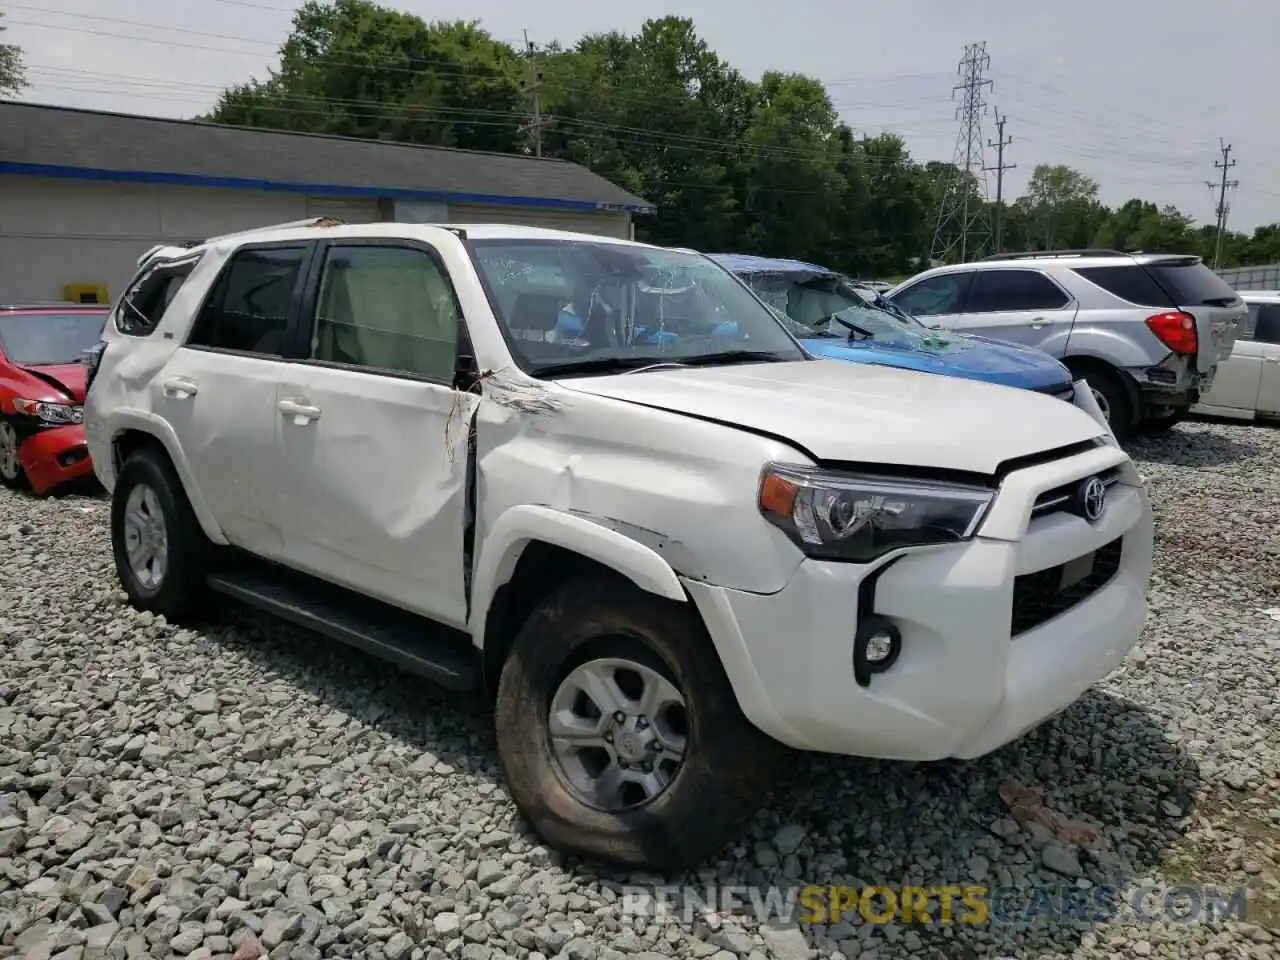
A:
<box><xmin>980</xmin><ymin>248</ymin><xmax>1128</xmax><ymax>262</ymax></box>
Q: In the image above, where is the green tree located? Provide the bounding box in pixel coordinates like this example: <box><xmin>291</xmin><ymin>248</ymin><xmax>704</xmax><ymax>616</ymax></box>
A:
<box><xmin>1014</xmin><ymin>164</ymin><xmax>1102</xmax><ymax>250</ymax></box>
<box><xmin>197</xmin><ymin>1</ymin><xmax>1280</xmax><ymax>274</ymax></box>
<box><xmin>207</xmin><ymin>0</ymin><xmax>525</xmax><ymax>152</ymax></box>
<box><xmin>540</xmin><ymin>18</ymin><xmax>753</xmax><ymax>251</ymax></box>
<box><xmin>1</xmin><ymin>12</ymin><xmax>27</xmax><ymax>97</ymax></box>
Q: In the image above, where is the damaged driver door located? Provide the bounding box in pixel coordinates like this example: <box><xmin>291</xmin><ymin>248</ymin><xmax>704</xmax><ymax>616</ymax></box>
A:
<box><xmin>272</xmin><ymin>239</ymin><xmax>477</xmax><ymax>630</ymax></box>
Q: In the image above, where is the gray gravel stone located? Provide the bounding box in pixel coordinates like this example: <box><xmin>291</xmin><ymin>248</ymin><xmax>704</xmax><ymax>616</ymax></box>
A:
<box><xmin>0</xmin><ymin>419</ymin><xmax>1276</xmax><ymax>960</ymax></box>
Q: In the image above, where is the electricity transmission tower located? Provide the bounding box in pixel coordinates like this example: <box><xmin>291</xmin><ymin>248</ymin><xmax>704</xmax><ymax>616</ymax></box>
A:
<box><xmin>984</xmin><ymin>111</ymin><xmax>1015</xmax><ymax>254</ymax></box>
<box><xmin>1205</xmin><ymin>139</ymin><xmax>1238</xmax><ymax>268</ymax></box>
<box><xmin>931</xmin><ymin>42</ymin><xmax>994</xmax><ymax>264</ymax></box>
<box><xmin>519</xmin><ymin>31</ymin><xmax>550</xmax><ymax>157</ymax></box>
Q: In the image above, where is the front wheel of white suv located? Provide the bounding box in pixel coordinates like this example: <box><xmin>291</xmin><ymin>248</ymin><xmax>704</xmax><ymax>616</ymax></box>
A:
<box><xmin>110</xmin><ymin>448</ymin><xmax>211</xmax><ymax>622</ymax></box>
<box><xmin>494</xmin><ymin>576</ymin><xmax>782</xmax><ymax>873</ymax></box>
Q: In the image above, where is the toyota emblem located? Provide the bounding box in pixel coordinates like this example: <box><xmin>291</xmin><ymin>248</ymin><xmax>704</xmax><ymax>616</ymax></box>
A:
<box><xmin>1078</xmin><ymin>476</ymin><xmax>1107</xmax><ymax>522</ymax></box>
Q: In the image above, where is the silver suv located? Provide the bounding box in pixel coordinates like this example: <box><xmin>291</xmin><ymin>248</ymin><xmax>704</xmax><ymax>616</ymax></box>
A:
<box><xmin>885</xmin><ymin>250</ymin><xmax>1246</xmax><ymax>437</ymax></box>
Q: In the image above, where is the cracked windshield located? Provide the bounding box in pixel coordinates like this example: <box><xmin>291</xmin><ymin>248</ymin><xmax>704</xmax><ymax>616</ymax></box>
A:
<box><xmin>748</xmin><ymin>273</ymin><xmax>957</xmax><ymax>352</ymax></box>
<box><xmin>468</xmin><ymin>240</ymin><xmax>805</xmax><ymax>374</ymax></box>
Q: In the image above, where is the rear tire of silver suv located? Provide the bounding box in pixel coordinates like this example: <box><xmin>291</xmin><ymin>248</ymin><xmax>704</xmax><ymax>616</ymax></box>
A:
<box><xmin>110</xmin><ymin>448</ymin><xmax>211</xmax><ymax>622</ymax></box>
<box><xmin>1069</xmin><ymin>362</ymin><xmax>1136</xmax><ymax>440</ymax></box>
<box><xmin>494</xmin><ymin>575</ymin><xmax>781</xmax><ymax>872</ymax></box>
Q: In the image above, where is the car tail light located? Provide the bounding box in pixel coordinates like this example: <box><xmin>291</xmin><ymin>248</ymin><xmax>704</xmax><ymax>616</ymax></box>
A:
<box><xmin>1145</xmin><ymin>311</ymin><xmax>1197</xmax><ymax>355</ymax></box>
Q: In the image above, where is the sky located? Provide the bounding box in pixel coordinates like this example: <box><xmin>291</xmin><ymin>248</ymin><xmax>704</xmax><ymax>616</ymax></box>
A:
<box><xmin>7</xmin><ymin>0</ymin><xmax>1279</xmax><ymax>232</ymax></box>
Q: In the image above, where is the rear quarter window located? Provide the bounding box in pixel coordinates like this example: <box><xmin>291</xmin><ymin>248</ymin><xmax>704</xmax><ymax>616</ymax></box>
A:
<box><xmin>115</xmin><ymin>256</ymin><xmax>201</xmax><ymax>336</ymax></box>
<box><xmin>1071</xmin><ymin>265</ymin><xmax>1172</xmax><ymax>307</ymax></box>
<box><xmin>1144</xmin><ymin>261</ymin><xmax>1240</xmax><ymax>306</ymax></box>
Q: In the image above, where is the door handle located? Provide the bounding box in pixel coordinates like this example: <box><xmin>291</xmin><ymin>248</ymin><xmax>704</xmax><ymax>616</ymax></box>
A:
<box><xmin>278</xmin><ymin>398</ymin><xmax>322</xmax><ymax>422</ymax></box>
<box><xmin>1028</xmin><ymin>316</ymin><xmax>1047</xmax><ymax>329</ymax></box>
<box><xmin>161</xmin><ymin>376</ymin><xmax>198</xmax><ymax>398</ymax></box>
<box><xmin>1265</xmin><ymin>357</ymin><xmax>1280</xmax><ymax>364</ymax></box>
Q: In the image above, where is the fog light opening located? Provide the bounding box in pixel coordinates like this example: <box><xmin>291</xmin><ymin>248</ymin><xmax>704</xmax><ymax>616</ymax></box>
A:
<box><xmin>853</xmin><ymin>614</ymin><xmax>902</xmax><ymax>687</ymax></box>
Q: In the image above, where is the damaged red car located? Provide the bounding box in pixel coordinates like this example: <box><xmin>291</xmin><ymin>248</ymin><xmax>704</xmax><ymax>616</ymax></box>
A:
<box><xmin>0</xmin><ymin>304</ymin><xmax>107</xmax><ymax>494</ymax></box>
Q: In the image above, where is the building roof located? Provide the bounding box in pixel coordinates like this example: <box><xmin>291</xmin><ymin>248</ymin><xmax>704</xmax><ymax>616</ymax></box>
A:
<box><xmin>0</xmin><ymin>101</ymin><xmax>655</xmax><ymax>215</ymax></box>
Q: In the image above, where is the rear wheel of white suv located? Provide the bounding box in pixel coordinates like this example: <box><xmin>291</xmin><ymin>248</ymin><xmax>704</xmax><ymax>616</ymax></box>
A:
<box><xmin>111</xmin><ymin>448</ymin><xmax>211</xmax><ymax>622</ymax></box>
<box><xmin>494</xmin><ymin>575</ymin><xmax>781</xmax><ymax>872</ymax></box>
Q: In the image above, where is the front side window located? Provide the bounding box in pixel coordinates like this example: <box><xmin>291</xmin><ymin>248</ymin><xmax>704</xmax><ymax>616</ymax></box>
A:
<box><xmin>0</xmin><ymin>311</ymin><xmax>108</xmax><ymax>365</ymax></box>
<box><xmin>889</xmin><ymin>272</ymin><xmax>970</xmax><ymax>317</ymax></box>
<box><xmin>187</xmin><ymin>246</ymin><xmax>307</xmax><ymax>355</ymax></box>
<box><xmin>310</xmin><ymin>245</ymin><xmax>460</xmax><ymax>381</ymax></box>
<box><xmin>467</xmin><ymin>240</ymin><xmax>805</xmax><ymax>374</ymax></box>
<box><xmin>965</xmin><ymin>269</ymin><xmax>1070</xmax><ymax>312</ymax></box>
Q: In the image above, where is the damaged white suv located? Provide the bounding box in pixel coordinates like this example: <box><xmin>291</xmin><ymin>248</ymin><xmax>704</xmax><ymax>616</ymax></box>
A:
<box><xmin>84</xmin><ymin>220</ymin><xmax>1154</xmax><ymax>872</ymax></box>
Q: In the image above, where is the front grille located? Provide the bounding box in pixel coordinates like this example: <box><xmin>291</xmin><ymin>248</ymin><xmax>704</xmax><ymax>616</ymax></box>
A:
<box><xmin>1029</xmin><ymin>467</ymin><xmax>1121</xmax><ymax>521</ymax></box>
<box><xmin>1011</xmin><ymin>536</ymin><xmax>1123</xmax><ymax>636</ymax></box>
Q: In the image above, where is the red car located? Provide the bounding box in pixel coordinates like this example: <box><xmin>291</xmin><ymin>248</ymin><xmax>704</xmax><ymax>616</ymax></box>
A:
<box><xmin>0</xmin><ymin>304</ymin><xmax>108</xmax><ymax>494</ymax></box>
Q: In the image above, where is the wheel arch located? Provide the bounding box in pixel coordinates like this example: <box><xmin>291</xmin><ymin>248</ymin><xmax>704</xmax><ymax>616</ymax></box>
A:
<box><xmin>110</xmin><ymin>422</ymin><xmax>229</xmax><ymax>545</ymax></box>
<box><xmin>472</xmin><ymin>505</ymin><xmax>690</xmax><ymax>696</ymax></box>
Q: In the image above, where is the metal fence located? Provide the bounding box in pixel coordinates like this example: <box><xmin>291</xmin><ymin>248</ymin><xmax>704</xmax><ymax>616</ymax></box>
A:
<box><xmin>1216</xmin><ymin>263</ymin><xmax>1280</xmax><ymax>291</ymax></box>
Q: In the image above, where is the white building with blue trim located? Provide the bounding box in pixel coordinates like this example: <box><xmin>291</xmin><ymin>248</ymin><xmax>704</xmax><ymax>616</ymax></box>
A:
<box><xmin>0</xmin><ymin>101</ymin><xmax>656</xmax><ymax>304</ymax></box>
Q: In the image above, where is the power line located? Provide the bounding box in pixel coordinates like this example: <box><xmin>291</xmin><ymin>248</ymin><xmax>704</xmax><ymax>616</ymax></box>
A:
<box><xmin>1206</xmin><ymin>139</ymin><xmax>1238</xmax><ymax>268</ymax></box>
<box><xmin>931</xmin><ymin>41</ymin><xmax>993</xmax><ymax>263</ymax></box>
<box><xmin>983</xmin><ymin>110</ymin><xmax>1015</xmax><ymax>253</ymax></box>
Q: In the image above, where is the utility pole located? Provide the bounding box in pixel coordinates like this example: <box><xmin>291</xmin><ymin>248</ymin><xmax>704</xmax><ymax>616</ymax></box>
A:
<box><xmin>1205</xmin><ymin>139</ymin><xmax>1238</xmax><ymax>268</ymax></box>
<box><xmin>931</xmin><ymin>42</ymin><xmax>994</xmax><ymax>264</ymax></box>
<box><xmin>983</xmin><ymin>110</ymin><xmax>1015</xmax><ymax>254</ymax></box>
<box><xmin>519</xmin><ymin>31</ymin><xmax>549</xmax><ymax>158</ymax></box>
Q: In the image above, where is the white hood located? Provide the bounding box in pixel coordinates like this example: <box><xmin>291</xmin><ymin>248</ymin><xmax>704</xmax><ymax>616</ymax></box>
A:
<box><xmin>556</xmin><ymin>359</ymin><xmax>1106</xmax><ymax>475</ymax></box>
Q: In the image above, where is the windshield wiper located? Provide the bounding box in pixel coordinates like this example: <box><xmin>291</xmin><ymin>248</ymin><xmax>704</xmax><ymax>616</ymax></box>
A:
<box><xmin>829</xmin><ymin>315</ymin><xmax>874</xmax><ymax>340</ymax></box>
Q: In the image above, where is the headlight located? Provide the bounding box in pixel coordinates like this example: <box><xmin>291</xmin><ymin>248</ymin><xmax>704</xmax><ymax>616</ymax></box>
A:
<box><xmin>13</xmin><ymin>399</ymin><xmax>83</xmax><ymax>425</ymax></box>
<box><xmin>758</xmin><ymin>463</ymin><xmax>994</xmax><ymax>563</ymax></box>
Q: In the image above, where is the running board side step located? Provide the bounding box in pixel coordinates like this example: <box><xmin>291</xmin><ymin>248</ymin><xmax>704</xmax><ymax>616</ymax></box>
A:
<box><xmin>206</xmin><ymin>565</ymin><xmax>480</xmax><ymax>691</ymax></box>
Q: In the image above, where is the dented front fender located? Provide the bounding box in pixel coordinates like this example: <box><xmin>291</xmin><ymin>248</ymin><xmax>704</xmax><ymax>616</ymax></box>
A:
<box><xmin>469</xmin><ymin>503</ymin><xmax>687</xmax><ymax>649</ymax></box>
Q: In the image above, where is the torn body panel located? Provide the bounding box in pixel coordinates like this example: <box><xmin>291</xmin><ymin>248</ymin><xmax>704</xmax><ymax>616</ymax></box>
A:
<box><xmin>467</xmin><ymin>382</ymin><xmax>812</xmax><ymax>649</ymax></box>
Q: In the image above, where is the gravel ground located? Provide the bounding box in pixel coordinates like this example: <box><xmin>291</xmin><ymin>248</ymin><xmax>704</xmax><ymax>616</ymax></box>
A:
<box><xmin>1</xmin><ymin>419</ymin><xmax>1277</xmax><ymax>960</ymax></box>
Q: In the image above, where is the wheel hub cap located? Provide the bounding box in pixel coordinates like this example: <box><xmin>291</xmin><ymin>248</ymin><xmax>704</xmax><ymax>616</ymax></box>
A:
<box><xmin>122</xmin><ymin>483</ymin><xmax>168</xmax><ymax>590</ymax></box>
<box><xmin>547</xmin><ymin>656</ymin><xmax>689</xmax><ymax>811</ymax></box>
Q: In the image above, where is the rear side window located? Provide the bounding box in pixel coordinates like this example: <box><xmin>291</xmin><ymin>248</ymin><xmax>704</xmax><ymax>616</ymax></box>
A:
<box><xmin>187</xmin><ymin>246</ymin><xmax>307</xmax><ymax>355</ymax></box>
<box><xmin>966</xmin><ymin>269</ymin><xmax>1070</xmax><ymax>312</ymax></box>
<box><xmin>115</xmin><ymin>257</ymin><xmax>200</xmax><ymax>336</ymax></box>
<box><xmin>1253</xmin><ymin>303</ymin><xmax>1280</xmax><ymax>344</ymax></box>
<box><xmin>1144</xmin><ymin>260</ymin><xmax>1240</xmax><ymax>306</ymax></box>
<box><xmin>1071</xmin><ymin>265</ymin><xmax>1172</xmax><ymax>307</ymax></box>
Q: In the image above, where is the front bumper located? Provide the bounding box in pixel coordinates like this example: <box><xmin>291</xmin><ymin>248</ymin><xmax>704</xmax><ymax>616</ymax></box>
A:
<box><xmin>685</xmin><ymin>443</ymin><xmax>1153</xmax><ymax>761</ymax></box>
<box><xmin>18</xmin><ymin>425</ymin><xmax>95</xmax><ymax>495</ymax></box>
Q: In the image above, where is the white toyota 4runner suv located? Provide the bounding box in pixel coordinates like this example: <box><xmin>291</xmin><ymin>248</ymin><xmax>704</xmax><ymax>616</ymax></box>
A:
<box><xmin>84</xmin><ymin>220</ymin><xmax>1154</xmax><ymax>872</ymax></box>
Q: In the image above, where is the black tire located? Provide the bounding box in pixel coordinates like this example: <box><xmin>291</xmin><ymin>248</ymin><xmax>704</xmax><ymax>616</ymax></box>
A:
<box><xmin>1075</xmin><ymin>365</ymin><xmax>1135</xmax><ymax>440</ymax></box>
<box><xmin>495</xmin><ymin>575</ymin><xmax>782</xmax><ymax>873</ymax></box>
<box><xmin>111</xmin><ymin>447</ymin><xmax>210</xmax><ymax>621</ymax></box>
<box><xmin>0</xmin><ymin>417</ymin><xmax>30</xmax><ymax>490</ymax></box>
